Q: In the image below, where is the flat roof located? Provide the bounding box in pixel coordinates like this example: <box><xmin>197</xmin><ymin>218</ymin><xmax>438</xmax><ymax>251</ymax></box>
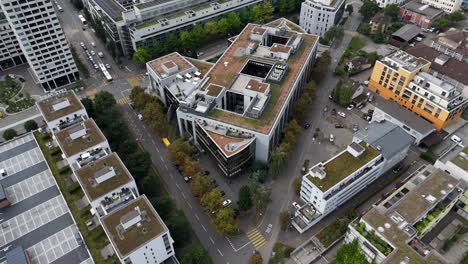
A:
<box><xmin>54</xmin><ymin>119</ymin><xmax>107</xmax><ymax>157</ymax></box>
<box><xmin>148</xmin><ymin>52</ymin><xmax>194</xmax><ymax>78</ymax></box>
<box><xmin>406</xmin><ymin>43</ymin><xmax>468</xmax><ymax>86</ymax></box>
<box><xmin>402</xmin><ymin>0</ymin><xmax>444</xmax><ymax>19</ymax></box>
<box><xmin>37</xmin><ymin>91</ymin><xmax>84</xmax><ymax>122</ymax></box>
<box><xmin>0</xmin><ymin>133</ymin><xmax>91</xmax><ymax>263</ymax></box>
<box><xmin>205</xmin><ymin>23</ymin><xmax>318</xmax><ymax>134</ymax></box>
<box><xmin>362</xmin><ymin>167</ymin><xmax>460</xmax><ymax>264</ymax></box>
<box><xmin>307</xmin><ymin>142</ymin><xmax>380</xmax><ymax>192</ymax></box>
<box><xmin>74</xmin><ymin>153</ymin><xmax>133</xmax><ymax>200</ymax></box>
<box><xmin>185</xmin><ymin>57</ymin><xmax>213</xmax><ymax>78</ymax></box>
<box><xmin>101</xmin><ymin>195</ymin><xmax>166</xmax><ymax>258</ymax></box>
<box><xmin>451</xmin><ymin>147</ymin><xmax>468</xmax><ymax>170</ymax></box>
<box><xmin>93</xmin><ymin>0</ymin><xmax>124</xmax><ymax>21</ymax></box>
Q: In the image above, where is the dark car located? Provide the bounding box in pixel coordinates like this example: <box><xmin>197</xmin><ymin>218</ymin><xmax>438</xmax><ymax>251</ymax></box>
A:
<box><xmin>392</xmin><ymin>165</ymin><xmax>403</xmax><ymax>174</ymax></box>
<box><xmin>210</xmin><ymin>178</ymin><xmax>218</xmax><ymax>187</ymax></box>
<box><xmin>367</xmin><ymin>109</ymin><xmax>374</xmax><ymax>114</ymax></box>
<box><xmin>335</xmin><ymin>124</ymin><xmax>344</xmax><ymax>128</ymax></box>
<box><xmin>220</xmin><ymin>190</ymin><xmax>226</xmax><ymax>196</ymax></box>
<box><xmin>357</xmin><ymin>102</ymin><xmax>366</xmax><ymax>109</ymax></box>
<box><xmin>331</xmin><ymin>109</ymin><xmax>337</xmax><ymax>115</ymax></box>
<box><xmin>304</xmin><ymin>123</ymin><xmax>311</xmax><ymax>130</ymax></box>
<box><xmin>202</xmin><ymin>170</ymin><xmax>210</xmax><ymax>176</ymax></box>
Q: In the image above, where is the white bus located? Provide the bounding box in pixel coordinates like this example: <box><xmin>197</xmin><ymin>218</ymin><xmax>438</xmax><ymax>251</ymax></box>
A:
<box><xmin>103</xmin><ymin>70</ymin><xmax>113</xmax><ymax>81</ymax></box>
<box><xmin>99</xmin><ymin>63</ymin><xmax>106</xmax><ymax>72</ymax></box>
<box><xmin>78</xmin><ymin>15</ymin><xmax>87</xmax><ymax>25</ymax></box>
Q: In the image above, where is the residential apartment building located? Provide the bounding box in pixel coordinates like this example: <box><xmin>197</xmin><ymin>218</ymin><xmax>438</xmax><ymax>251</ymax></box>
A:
<box><xmin>295</xmin><ymin>122</ymin><xmax>414</xmax><ymax>233</ymax></box>
<box><xmin>435</xmin><ymin>144</ymin><xmax>467</xmax><ymax>182</ymax></box>
<box><xmin>37</xmin><ymin>91</ymin><xmax>89</xmax><ymax>132</ymax></box>
<box><xmin>0</xmin><ymin>133</ymin><xmax>93</xmax><ymax>263</ymax></box>
<box><xmin>375</xmin><ymin>0</ymin><xmax>405</xmax><ymax>8</ymax></box>
<box><xmin>147</xmin><ymin>20</ymin><xmax>318</xmax><ymax>177</ymax></box>
<box><xmin>431</xmin><ymin>28</ymin><xmax>468</xmax><ymax>63</ymax></box>
<box><xmin>400</xmin><ymin>0</ymin><xmax>444</xmax><ymax>30</ymax></box>
<box><xmin>101</xmin><ymin>195</ymin><xmax>176</xmax><ymax>264</ymax></box>
<box><xmin>53</xmin><ymin>119</ymin><xmax>111</xmax><ymax>169</ymax></box>
<box><xmin>345</xmin><ymin>165</ymin><xmax>462</xmax><ymax>263</ymax></box>
<box><xmin>421</xmin><ymin>0</ymin><xmax>463</xmax><ymax>12</ymax></box>
<box><xmin>0</xmin><ymin>11</ymin><xmax>26</xmax><ymax>71</ymax></box>
<box><xmin>83</xmin><ymin>0</ymin><xmax>263</xmax><ymax>56</ymax></box>
<box><xmin>299</xmin><ymin>0</ymin><xmax>346</xmax><ymax>36</ymax></box>
<box><xmin>74</xmin><ymin>153</ymin><xmax>139</xmax><ymax>217</ymax></box>
<box><xmin>368</xmin><ymin>50</ymin><xmax>468</xmax><ymax>131</ymax></box>
<box><xmin>0</xmin><ymin>0</ymin><xmax>79</xmax><ymax>90</ymax></box>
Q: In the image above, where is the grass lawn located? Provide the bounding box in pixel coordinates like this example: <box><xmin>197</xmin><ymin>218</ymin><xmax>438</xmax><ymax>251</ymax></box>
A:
<box><xmin>34</xmin><ymin>132</ymin><xmax>118</xmax><ymax>264</ymax></box>
<box><xmin>0</xmin><ymin>77</ymin><xmax>20</xmax><ymax>104</ymax></box>
<box><xmin>6</xmin><ymin>96</ymin><xmax>35</xmax><ymax>113</ymax></box>
<box><xmin>269</xmin><ymin>242</ymin><xmax>294</xmax><ymax>264</ymax></box>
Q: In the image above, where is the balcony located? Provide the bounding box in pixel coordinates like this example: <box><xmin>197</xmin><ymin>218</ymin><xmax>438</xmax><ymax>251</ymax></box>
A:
<box><xmin>58</xmin><ymin>115</ymin><xmax>85</xmax><ymax>130</ymax></box>
<box><xmin>99</xmin><ymin>187</ymin><xmax>136</xmax><ymax>216</ymax></box>
<box><xmin>76</xmin><ymin>148</ymin><xmax>108</xmax><ymax>168</ymax></box>
<box><xmin>353</xmin><ymin>222</ymin><xmax>394</xmax><ymax>256</ymax></box>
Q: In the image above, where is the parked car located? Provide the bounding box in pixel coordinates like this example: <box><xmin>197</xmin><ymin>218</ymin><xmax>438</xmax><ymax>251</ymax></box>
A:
<box><xmin>329</xmin><ymin>134</ymin><xmax>334</xmax><ymax>142</ymax></box>
<box><xmin>80</xmin><ymin>42</ymin><xmax>86</xmax><ymax>49</ymax></box>
<box><xmin>357</xmin><ymin>102</ymin><xmax>366</xmax><ymax>109</ymax></box>
<box><xmin>292</xmin><ymin>202</ymin><xmax>301</xmax><ymax>210</ymax></box>
<box><xmin>367</xmin><ymin>109</ymin><xmax>374</xmax><ymax>114</ymax></box>
<box><xmin>323</xmin><ymin>105</ymin><xmax>329</xmax><ymax>112</ymax></box>
<box><xmin>338</xmin><ymin>111</ymin><xmax>346</xmax><ymax>118</ymax></box>
<box><xmin>392</xmin><ymin>165</ymin><xmax>403</xmax><ymax>174</ymax></box>
<box><xmin>304</xmin><ymin>123</ymin><xmax>311</xmax><ymax>130</ymax></box>
<box><xmin>98</xmin><ymin>52</ymin><xmax>104</xmax><ymax>58</ymax></box>
<box><xmin>105</xmin><ymin>64</ymin><xmax>111</xmax><ymax>69</ymax></box>
<box><xmin>220</xmin><ymin>190</ymin><xmax>226</xmax><ymax>196</ymax></box>
<box><xmin>347</xmin><ymin>104</ymin><xmax>354</xmax><ymax>111</ymax></box>
<box><xmin>352</xmin><ymin>124</ymin><xmax>359</xmax><ymax>132</ymax></box>
<box><xmin>331</xmin><ymin>108</ymin><xmax>337</xmax><ymax>115</ymax></box>
<box><xmin>202</xmin><ymin>170</ymin><xmax>210</xmax><ymax>176</ymax></box>
<box><xmin>451</xmin><ymin>135</ymin><xmax>463</xmax><ymax>145</ymax></box>
<box><xmin>335</xmin><ymin>123</ymin><xmax>344</xmax><ymax>128</ymax></box>
<box><xmin>222</xmin><ymin>199</ymin><xmax>232</xmax><ymax>207</ymax></box>
<box><xmin>93</xmin><ymin>63</ymin><xmax>99</xmax><ymax>69</ymax></box>
<box><xmin>184</xmin><ymin>176</ymin><xmax>192</xmax><ymax>183</ymax></box>
<box><xmin>90</xmin><ymin>50</ymin><xmax>96</xmax><ymax>56</ymax></box>
<box><xmin>91</xmin><ymin>42</ymin><xmax>96</xmax><ymax>47</ymax></box>
<box><xmin>367</xmin><ymin>95</ymin><xmax>374</xmax><ymax>102</ymax></box>
<box><xmin>138</xmin><ymin>113</ymin><xmax>143</xmax><ymax>120</ymax></box>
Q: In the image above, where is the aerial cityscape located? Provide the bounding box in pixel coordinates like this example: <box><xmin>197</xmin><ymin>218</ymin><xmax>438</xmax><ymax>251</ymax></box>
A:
<box><xmin>0</xmin><ymin>0</ymin><xmax>467</xmax><ymax>263</ymax></box>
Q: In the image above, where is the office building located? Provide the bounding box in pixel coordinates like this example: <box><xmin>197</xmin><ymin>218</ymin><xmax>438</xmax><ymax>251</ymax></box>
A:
<box><xmin>83</xmin><ymin>0</ymin><xmax>263</xmax><ymax>55</ymax></box>
<box><xmin>0</xmin><ymin>134</ymin><xmax>93</xmax><ymax>263</ymax></box>
<box><xmin>150</xmin><ymin>21</ymin><xmax>318</xmax><ymax>177</ymax></box>
<box><xmin>400</xmin><ymin>1</ymin><xmax>444</xmax><ymax>30</ymax></box>
<box><xmin>295</xmin><ymin>122</ymin><xmax>414</xmax><ymax>233</ymax></box>
<box><xmin>101</xmin><ymin>195</ymin><xmax>176</xmax><ymax>264</ymax></box>
<box><xmin>0</xmin><ymin>11</ymin><xmax>26</xmax><ymax>71</ymax></box>
<box><xmin>435</xmin><ymin>145</ymin><xmax>467</xmax><ymax>182</ymax></box>
<box><xmin>0</xmin><ymin>0</ymin><xmax>79</xmax><ymax>90</ymax></box>
<box><xmin>54</xmin><ymin>119</ymin><xmax>111</xmax><ymax>169</ymax></box>
<box><xmin>345</xmin><ymin>165</ymin><xmax>462</xmax><ymax>263</ymax></box>
<box><xmin>37</xmin><ymin>91</ymin><xmax>89</xmax><ymax>132</ymax></box>
<box><xmin>421</xmin><ymin>0</ymin><xmax>463</xmax><ymax>12</ymax></box>
<box><xmin>74</xmin><ymin>153</ymin><xmax>139</xmax><ymax>217</ymax></box>
<box><xmin>431</xmin><ymin>28</ymin><xmax>468</xmax><ymax>63</ymax></box>
<box><xmin>368</xmin><ymin>50</ymin><xmax>468</xmax><ymax>131</ymax></box>
<box><xmin>299</xmin><ymin>0</ymin><xmax>346</xmax><ymax>36</ymax></box>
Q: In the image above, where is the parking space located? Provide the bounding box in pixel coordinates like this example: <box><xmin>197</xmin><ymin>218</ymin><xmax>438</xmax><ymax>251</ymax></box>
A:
<box><xmin>5</xmin><ymin>170</ymin><xmax>56</xmax><ymax>205</ymax></box>
<box><xmin>0</xmin><ymin>196</ymin><xmax>69</xmax><ymax>247</ymax></box>
<box><xmin>27</xmin><ymin>225</ymin><xmax>81</xmax><ymax>264</ymax></box>
<box><xmin>0</xmin><ymin>147</ymin><xmax>43</xmax><ymax>176</ymax></box>
<box><xmin>0</xmin><ymin>134</ymin><xmax>34</xmax><ymax>152</ymax></box>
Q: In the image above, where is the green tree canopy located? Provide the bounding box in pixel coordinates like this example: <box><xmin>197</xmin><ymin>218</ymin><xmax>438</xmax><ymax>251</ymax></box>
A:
<box><xmin>359</xmin><ymin>0</ymin><xmax>380</xmax><ymax>21</ymax></box>
<box><xmin>168</xmin><ymin>210</ymin><xmax>192</xmax><ymax>248</ymax></box>
<box><xmin>3</xmin><ymin>129</ymin><xmax>17</xmax><ymax>141</ymax></box>
<box><xmin>191</xmin><ymin>175</ymin><xmax>213</xmax><ymax>197</ymax></box>
<box><xmin>346</xmin><ymin>4</ymin><xmax>354</xmax><ymax>14</ymax></box>
<box><xmin>212</xmin><ymin>208</ymin><xmax>238</xmax><ymax>234</ymax></box>
<box><xmin>238</xmin><ymin>185</ymin><xmax>252</xmax><ymax>211</ymax></box>
<box><xmin>180</xmin><ymin>245</ymin><xmax>212</xmax><ymax>264</ymax></box>
<box><xmin>330</xmin><ymin>240</ymin><xmax>371</xmax><ymax>264</ymax></box>
<box><xmin>384</xmin><ymin>4</ymin><xmax>400</xmax><ymax>20</ymax></box>
<box><xmin>132</xmin><ymin>47</ymin><xmax>152</xmax><ymax>65</ymax></box>
<box><xmin>24</xmin><ymin>120</ymin><xmax>38</xmax><ymax>132</ymax></box>
<box><xmin>201</xmin><ymin>189</ymin><xmax>223</xmax><ymax>212</ymax></box>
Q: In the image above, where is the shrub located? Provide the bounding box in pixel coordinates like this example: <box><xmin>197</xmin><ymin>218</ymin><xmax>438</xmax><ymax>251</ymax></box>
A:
<box><xmin>2</xmin><ymin>129</ymin><xmax>17</xmax><ymax>140</ymax></box>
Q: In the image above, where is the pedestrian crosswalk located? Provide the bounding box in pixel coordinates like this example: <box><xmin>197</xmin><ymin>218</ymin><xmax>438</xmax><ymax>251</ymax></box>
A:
<box><xmin>116</xmin><ymin>96</ymin><xmax>131</xmax><ymax>105</ymax></box>
<box><xmin>247</xmin><ymin>229</ymin><xmax>267</xmax><ymax>249</ymax></box>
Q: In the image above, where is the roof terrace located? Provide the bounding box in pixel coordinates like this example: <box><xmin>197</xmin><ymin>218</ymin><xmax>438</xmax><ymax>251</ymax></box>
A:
<box><xmin>148</xmin><ymin>52</ymin><xmax>194</xmax><ymax>78</ymax></box>
<box><xmin>54</xmin><ymin>119</ymin><xmax>107</xmax><ymax>157</ymax></box>
<box><xmin>37</xmin><ymin>91</ymin><xmax>84</xmax><ymax>122</ymax></box>
<box><xmin>307</xmin><ymin>142</ymin><xmax>380</xmax><ymax>192</ymax></box>
<box><xmin>75</xmin><ymin>153</ymin><xmax>133</xmax><ymax>200</ymax></box>
<box><xmin>383</xmin><ymin>50</ymin><xmax>430</xmax><ymax>72</ymax></box>
<box><xmin>101</xmin><ymin>195</ymin><xmax>166</xmax><ymax>258</ymax></box>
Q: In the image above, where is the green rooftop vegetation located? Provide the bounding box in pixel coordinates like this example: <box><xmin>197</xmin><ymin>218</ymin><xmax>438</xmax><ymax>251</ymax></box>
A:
<box><xmin>451</xmin><ymin>147</ymin><xmax>468</xmax><ymax>170</ymax></box>
<box><xmin>355</xmin><ymin>222</ymin><xmax>393</xmax><ymax>256</ymax></box>
<box><xmin>135</xmin><ymin>19</ymin><xmax>160</xmax><ymax>29</ymax></box>
<box><xmin>167</xmin><ymin>11</ymin><xmax>186</xmax><ymax>20</ymax></box>
<box><xmin>308</xmin><ymin>142</ymin><xmax>379</xmax><ymax>191</ymax></box>
<box><xmin>193</xmin><ymin>3</ymin><xmax>212</xmax><ymax>12</ymax></box>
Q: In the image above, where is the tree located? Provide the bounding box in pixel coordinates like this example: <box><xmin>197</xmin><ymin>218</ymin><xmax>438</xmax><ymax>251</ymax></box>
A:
<box><xmin>132</xmin><ymin>47</ymin><xmax>152</xmax><ymax>65</ymax></box>
<box><xmin>3</xmin><ymin>129</ymin><xmax>17</xmax><ymax>140</ymax></box>
<box><xmin>269</xmin><ymin>147</ymin><xmax>289</xmax><ymax>177</ymax></box>
<box><xmin>142</xmin><ymin>102</ymin><xmax>169</xmax><ymax>136</ymax></box>
<box><xmin>332</xmin><ymin>80</ymin><xmax>354</xmax><ymax>106</ymax></box>
<box><xmin>94</xmin><ymin>91</ymin><xmax>116</xmax><ymax>114</ymax></box>
<box><xmin>168</xmin><ymin>210</ymin><xmax>191</xmax><ymax>248</ymax></box>
<box><xmin>384</xmin><ymin>4</ymin><xmax>400</xmax><ymax>21</ymax></box>
<box><xmin>180</xmin><ymin>245</ymin><xmax>211</xmax><ymax>264</ymax></box>
<box><xmin>251</xmin><ymin>184</ymin><xmax>271</xmax><ymax>212</ymax></box>
<box><xmin>371</xmin><ymin>24</ymin><xmax>385</xmax><ymax>43</ymax></box>
<box><xmin>217</xmin><ymin>18</ymin><xmax>231</xmax><ymax>37</ymax></box>
<box><xmin>191</xmin><ymin>175</ymin><xmax>213</xmax><ymax>197</ymax></box>
<box><xmin>93</xmin><ymin>19</ymin><xmax>107</xmax><ymax>44</ymax></box>
<box><xmin>153</xmin><ymin>195</ymin><xmax>174</xmax><ymax>220</ymax></box>
<box><xmin>346</xmin><ymin>4</ymin><xmax>354</xmax><ymax>15</ymax></box>
<box><xmin>292</xmin><ymin>177</ymin><xmax>301</xmax><ymax>194</ymax></box>
<box><xmin>432</xmin><ymin>17</ymin><xmax>449</xmax><ymax>31</ymax></box>
<box><xmin>24</xmin><ymin>120</ymin><xmax>38</xmax><ymax>132</ymax></box>
<box><xmin>279</xmin><ymin>211</ymin><xmax>290</xmax><ymax>231</ymax></box>
<box><xmin>226</xmin><ymin>12</ymin><xmax>242</xmax><ymax>34</ymax></box>
<box><xmin>238</xmin><ymin>185</ymin><xmax>252</xmax><ymax>211</ymax></box>
<box><xmin>204</xmin><ymin>21</ymin><xmax>219</xmax><ymax>39</ymax></box>
<box><xmin>330</xmin><ymin>240</ymin><xmax>370</xmax><ymax>264</ymax></box>
<box><xmin>357</xmin><ymin>23</ymin><xmax>371</xmax><ymax>35</ymax></box>
<box><xmin>313</xmin><ymin>50</ymin><xmax>331</xmax><ymax>82</ymax></box>
<box><xmin>447</xmin><ymin>12</ymin><xmax>464</xmax><ymax>22</ymax></box>
<box><xmin>81</xmin><ymin>97</ymin><xmax>95</xmax><ymax>117</ymax></box>
<box><xmin>279</xmin><ymin>0</ymin><xmax>296</xmax><ymax>14</ymax></box>
<box><xmin>212</xmin><ymin>208</ymin><xmax>238</xmax><ymax>234</ymax></box>
<box><xmin>201</xmin><ymin>189</ymin><xmax>223</xmax><ymax>212</ymax></box>
<box><xmin>70</xmin><ymin>0</ymin><xmax>83</xmax><ymax>9</ymax></box>
<box><xmin>182</xmin><ymin>157</ymin><xmax>201</xmax><ymax>177</ymax></box>
<box><xmin>190</xmin><ymin>25</ymin><xmax>207</xmax><ymax>48</ymax></box>
<box><xmin>180</xmin><ymin>31</ymin><xmax>194</xmax><ymax>53</ymax></box>
<box><xmin>251</xmin><ymin>2</ymin><xmax>274</xmax><ymax>24</ymax></box>
<box><xmin>248</xmin><ymin>252</ymin><xmax>263</xmax><ymax>264</ymax></box>
<box><xmin>124</xmin><ymin>150</ymin><xmax>151</xmax><ymax>179</ymax></box>
<box><xmin>359</xmin><ymin>0</ymin><xmax>380</xmax><ymax>21</ymax></box>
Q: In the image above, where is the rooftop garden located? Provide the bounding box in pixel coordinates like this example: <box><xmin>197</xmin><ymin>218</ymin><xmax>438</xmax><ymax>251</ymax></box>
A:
<box><xmin>135</xmin><ymin>19</ymin><xmax>159</xmax><ymax>29</ymax></box>
<box><xmin>451</xmin><ymin>147</ymin><xmax>468</xmax><ymax>170</ymax></box>
<box><xmin>355</xmin><ymin>222</ymin><xmax>393</xmax><ymax>256</ymax></box>
<box><xmin>414</xmin><ymin>202</ymin><xmax>445</xmax><ymax>233</ymax></box>
<box><xmin>307</xmin><ymin>142</ymin><xmax>380</xmax><ymax>192</ymax></box>
<box><xmin>193</xmin><ymin>3</ymin><xmax>212</xmax><ymax>12</ymax></box>
<box><xmin>316</xmin><ymin>209</ymin><xmax>358</xmax><ymax>248</ymax></box>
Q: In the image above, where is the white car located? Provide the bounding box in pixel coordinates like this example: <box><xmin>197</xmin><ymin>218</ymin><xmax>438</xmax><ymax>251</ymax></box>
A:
<box><xmin>222</xmin><ymin>199</ymin><xmax>232</xmax><ymax>207</ymax></box>
<box><xmin>338</xmin><ymin>111</ymin><xmax>346</xmax><ymax>118</ymax></box>
<box><xmin>329</xmin><ymin>134</ymin><xmax>335</xmax><ymax>142</ymax></box>
<box><xmin>138</xmin><ymin>113</ymin><xmax>143</xmax><ymax>120</ymax></box>
<box><xmin>90</xmin><ymin>50</ymin><xmax>96</xmax><ymax>56</ymax></box>
<box><xmin>347</xmin><ymin>104</ymin><xmax>354</xmax><ymax>111</ymax></box>
<box><xmin>292</xmin><ymin>202</ymin><xmax>301</xmax><ymax>210</ymax></box>
<box><xmin>93</xmin><ymin>63</ymin><xmax>99</xmax><ymax>69</ymax></box>
<box><xmin>91</xmin><ymin>42</ymin><xmax>95</xmax><ymax>47</ymax></box>
<box><xmin>98</xmin><ymin>52</ymin><xmax>104</xmax><ymax>58</ymax></box>
<box><xmin>451</xmin><ymin>135</ymin><xmax>463</xmax><ymax>145</ymax></box>
<box><xmin>105</xmin><ymin>64</ymin><xmax>111</xmax><ymax>69</ymax></box>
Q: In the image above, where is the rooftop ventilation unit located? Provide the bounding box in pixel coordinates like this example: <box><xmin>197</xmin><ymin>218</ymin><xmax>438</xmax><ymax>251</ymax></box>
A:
<box><xmin>52</xmin><ymin>99</ymin><xmax>71</xmax><ymax>112</ymax></box>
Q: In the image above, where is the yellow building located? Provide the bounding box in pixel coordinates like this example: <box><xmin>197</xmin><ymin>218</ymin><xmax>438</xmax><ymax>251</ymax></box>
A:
<box><xmin>368</xmin><ymin>50</ymin><xmax>467</xmax><ymax>131</ymax></box>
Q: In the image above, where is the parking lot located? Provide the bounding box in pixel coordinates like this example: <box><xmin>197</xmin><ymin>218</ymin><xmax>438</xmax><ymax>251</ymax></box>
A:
<box><xmin>6</xmin><ymin>170</ymin><xmax>56</xmax><ymax>205</ymax></box>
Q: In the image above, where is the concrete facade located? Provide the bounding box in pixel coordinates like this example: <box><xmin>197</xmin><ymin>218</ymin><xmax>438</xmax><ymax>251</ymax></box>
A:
<box><xmin>299</xmin><ymin>0</ymin><xmax>346</xmax><ymax>37</ymax></box>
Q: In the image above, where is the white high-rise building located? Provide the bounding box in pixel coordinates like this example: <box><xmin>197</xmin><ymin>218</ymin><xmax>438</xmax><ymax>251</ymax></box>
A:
<box><xmin>299</xmin><ymin>0</ymin><xmax>346</xmax><ymax>37</ymax></box>
<box><xmin>0</xmin><ymin>0</ymin><xmax>79</xmax><ymax>91</ymax></box>
<box><xmin>0</xmin><ymin>11</ymin><xmax>26</xmax><ymax>71</ymax></box>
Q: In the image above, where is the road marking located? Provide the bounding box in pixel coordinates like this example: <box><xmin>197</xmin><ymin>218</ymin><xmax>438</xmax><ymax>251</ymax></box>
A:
<box><xmin>246</xmin><ymin>229</ymin><xmax>267</xmax><ymax>249</ymax></box>
<box><xmin>195</xmin><ymin>214</ymin><xmax>199</xmax><ymax>220</ymax></box>
<box><xmin>188</xmin><ymin>204</ymin><xmax>193</xmax><ymax>210</ymax></box>
<box><xmin>116</xmin><ymin>96</ymin><xmax>130</xmax><ymax>105</ymax></box>
<box><xmin>181</xmin><ymin>192</ymin><xmax>186</xmax><ymax>199</ymax></box>
<box><xmin>175</xmin><ymin>183</ymin><xmax>181</xmax><ymax>190</ymax></box>
<box><xmin>164</xmin><ymin>164</ymin><xmax>168</xmax><ymax>170</ymax></box>
<box><xmin>151</xmin><ymin>139</ymin><xmax>156</xmax><ymax>145</ymax></box>
<box><xmin>156</xmin><ymin>148</ymin><xmax>160</xmax><ymax>153</ymax></box>
<box><xmin>209</xmin><ymin>237</ymin><xmax>215</xmax><ymax>244</ymax></box>
<box><xmin>217</xmin><ymin>249</ymin><xmax>224</xmax><ymax>257</ymax></box>
<box><xmin>125</xmin><ymin>66</ymin><xmax>132</xmax><ymax>72</ymax></box>
<box><xmin>202</xmin><ymin>224</ymin><xmax>207</xmax><ymax>232</ymax></box>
